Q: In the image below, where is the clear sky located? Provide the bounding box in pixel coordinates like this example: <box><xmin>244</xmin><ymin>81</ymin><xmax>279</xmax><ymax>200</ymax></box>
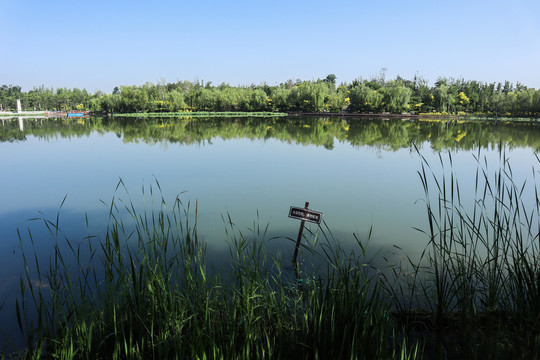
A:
<box><xmin>2</xmin><ymin>0</ymin><xmax>539</xmax><ymax>93</ymax></box>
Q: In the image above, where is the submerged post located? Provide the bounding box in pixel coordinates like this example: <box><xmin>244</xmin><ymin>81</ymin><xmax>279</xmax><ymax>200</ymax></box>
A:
<box><xmin>291</xmin><ymin>201</ymin><xmax>309</xmax><ymax>270</ymax></box>
<box><xmin>288</xmin><ymin>202</ymin><xmax>323</xmax><ymax>284</ymax></box>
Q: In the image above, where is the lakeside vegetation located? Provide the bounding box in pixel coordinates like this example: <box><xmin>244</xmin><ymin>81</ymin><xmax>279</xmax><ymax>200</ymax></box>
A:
<box><xmin>2</xmin><ymin>73</ymin><xmax>540</xmax><ymax>117</ymax></box>
<box><xmin>6</xmin><ymin>151</ymin><xmax>540</xmax><ymax>359</ymax></box>
<box><xmin>118</xmin><ymin>111</ymin><xmax>287</xmax><ymax>118</ymax></box>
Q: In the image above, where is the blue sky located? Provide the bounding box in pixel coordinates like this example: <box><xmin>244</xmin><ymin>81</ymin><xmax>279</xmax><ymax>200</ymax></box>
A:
<box><xmin>2</xmin><ymin>0</ymin><xmax>539</xmax><ymax>92</ymax></box>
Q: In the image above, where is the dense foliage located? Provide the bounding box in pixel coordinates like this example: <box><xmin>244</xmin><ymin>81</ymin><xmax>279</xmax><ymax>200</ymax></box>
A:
<box><xmin>2</xmin><ymin>74</ymin><xmax>540</xmax><ymax>116</ymax></box>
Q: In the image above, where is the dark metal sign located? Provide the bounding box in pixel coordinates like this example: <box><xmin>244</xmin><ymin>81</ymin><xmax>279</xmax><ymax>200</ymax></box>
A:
<box><xmin>288</xmin><ymin>206</ymin><xmax>323</xmax><ymax>224</ymax></box>
<box><xmin>289</xmin><ymin>202</ymin><xmax>323</xmax><ymax>289</ymax></box>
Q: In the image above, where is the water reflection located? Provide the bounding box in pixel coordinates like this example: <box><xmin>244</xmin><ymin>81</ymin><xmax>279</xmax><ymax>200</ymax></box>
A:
<box><xmin>1</xmin><ymin>116</ymin><xmax>540</xmax><ymax>151</ymax></box>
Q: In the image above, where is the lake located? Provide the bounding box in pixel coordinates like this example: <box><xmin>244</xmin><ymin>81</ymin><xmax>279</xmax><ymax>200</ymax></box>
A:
<box><xmin>1</xmin><ymin>115</ymin><xmax>539</xmax><ymax>343</ymax></box>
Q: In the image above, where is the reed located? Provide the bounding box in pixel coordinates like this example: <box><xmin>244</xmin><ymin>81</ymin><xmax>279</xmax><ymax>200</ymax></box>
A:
<box><xmin>8</xmin><ymin>181</ymin><xmax>415</xmax><ymax>359</ymax></box>
<box><xmin>7</xmin><ymin>148</ymin><xmax>538</xmax><ymax>359</ymax></box>
<box><xmin>384</xmin><ymin>147</ymin><xmax>540</xmax><ymax>358</ymax></box>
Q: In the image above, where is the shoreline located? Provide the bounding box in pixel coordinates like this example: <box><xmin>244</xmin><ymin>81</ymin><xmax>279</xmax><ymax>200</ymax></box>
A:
<box><xmin>1</xmin><ymin>110</ymin><xmax>539</xmax><ymax>123</ymax></box>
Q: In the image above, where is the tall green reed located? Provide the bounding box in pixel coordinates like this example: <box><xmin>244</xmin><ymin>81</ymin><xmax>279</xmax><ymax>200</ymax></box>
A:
<box><xmin>384</xmin><ymin>146</ymin><xmax>540</xmax><ymax>358</ymax></box>
<box><xmin>10</xmin><ymin>180</ymin><xmax>414</xmax><ymax>359</ymax></box>
<box><xmin>13</xmin><ymin>144</ymin><xmax>539</xmax><ymax>359</ymax></box>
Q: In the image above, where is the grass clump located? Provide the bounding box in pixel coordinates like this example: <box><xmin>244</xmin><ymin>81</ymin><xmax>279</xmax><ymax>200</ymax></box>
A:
<box><xmin>7</xmin><ymin>148</ymin><xmax>540</xmax><ymax>359</ymax></box>
<box><xmin>384</xmin><ymin>147</ymin><xmax>540</xmax><ymax>358</ymax></box>
<box><xmin>9</xmin><ymin>181</ymin><xmax>410</xmax><ymax>359</ymax></box>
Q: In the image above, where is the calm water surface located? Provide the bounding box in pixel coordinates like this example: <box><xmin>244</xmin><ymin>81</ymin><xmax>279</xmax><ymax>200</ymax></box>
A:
<box><xmin>1</xmin><ymin>116</ymin><xmax>539</xmax><ymax>340</ymax></box>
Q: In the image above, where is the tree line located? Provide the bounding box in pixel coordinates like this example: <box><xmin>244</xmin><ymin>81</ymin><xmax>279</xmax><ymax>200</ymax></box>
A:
<box><xmin>1</xmin><ymin>74</ymin><xmax>540</xmax><ymax>116</ymax></box>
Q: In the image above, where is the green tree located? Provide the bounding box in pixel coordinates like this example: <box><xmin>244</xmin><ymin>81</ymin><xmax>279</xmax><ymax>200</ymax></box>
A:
<box><xmin>380</xmin><ymin>81</ymin><xmax>412</xmax><ymax>113</ymax></box>
<box><xmin>247</xmin><ymin>88</ymin><xmax>268</xmax><ymax>111</ymax></box>
<box><xmin>165</xmin><ymin>90</ymin><xmax>186</xmax><ymax>111</ymax></box>
<box><xmin>119</xmin><ymin>86</ymin><xmax>149</xmax><ymax>112</ymax></box>
<box><xmin>348</xmin><ymin>84</ymin><xmax>383</xmax><ymax>113</ymax></box>
<box><xmin>324</xmin><ymin>74</ymin><xmax>337</xmax><ymax>90</ymax></box>
<box><xmin>193</xmin><ymin>88</ymin><xmax>217</xmax><ymax>110</ymax></box>
<box><xmin>433</xmin><ymin>83</ymin><xmax>454</xmax><ymax>113</ymax></box>
<box><xmin>269</xmin><ymin>87</ymin><xmax>290</xmax><ymax>111</ymax></box>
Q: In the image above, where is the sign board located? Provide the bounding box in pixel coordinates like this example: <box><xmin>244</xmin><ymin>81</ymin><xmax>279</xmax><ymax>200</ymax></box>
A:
<box><xmin>288</xmin><ymin>206</ymin><xmax>323</xmax><ymax>224</ymax></box>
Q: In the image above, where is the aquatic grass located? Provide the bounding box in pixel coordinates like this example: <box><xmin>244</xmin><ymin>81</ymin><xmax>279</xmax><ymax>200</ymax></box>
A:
<box><xmin>383</xmin><ymin>146</ymin><xmax>540</xmax><ymax>358</ymax></box>
<box><xmin>9</xmin><ymin>180</ymin><xmax>413</xmax><ymax>359</ymax></box>
<box><xmin>7</xmin><ymin>146</ymin><xmax>540</xmax><ymax>358</ymax></box>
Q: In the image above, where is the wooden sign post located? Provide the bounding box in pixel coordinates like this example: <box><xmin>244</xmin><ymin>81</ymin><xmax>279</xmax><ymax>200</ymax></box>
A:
<box><xmin>288</xmin><ymin>202</ymin><xmax>323</xmax><ymax>281</ymax></box>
